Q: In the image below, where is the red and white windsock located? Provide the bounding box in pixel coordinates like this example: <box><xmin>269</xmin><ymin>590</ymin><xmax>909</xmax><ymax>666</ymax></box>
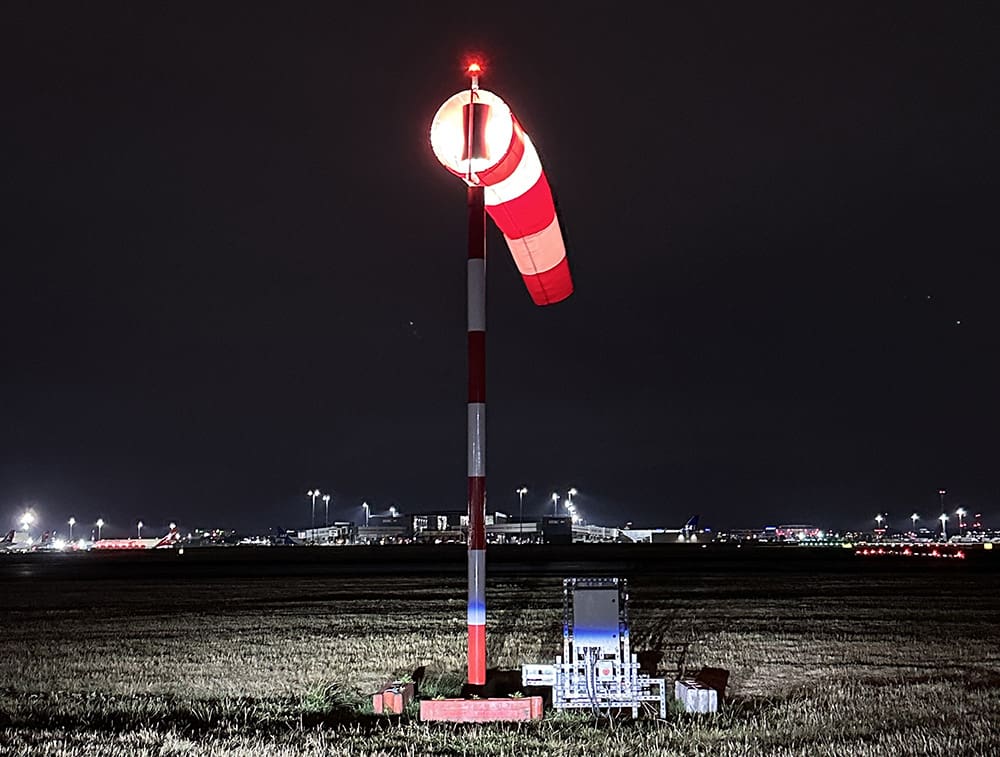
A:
<box><xmin>431</xmin><ymin>83</ymin><xmax>573</xmax><ymax>306</ymax></box>
<box><xmin>430</xmin><ymin>66</ymin><xmax>571</xmax><ymax>686</ymax></box>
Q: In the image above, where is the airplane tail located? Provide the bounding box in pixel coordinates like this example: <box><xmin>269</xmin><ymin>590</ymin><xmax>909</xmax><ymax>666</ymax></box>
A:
<box><xmin>153</xmin><ymin>525</ymin><xmax>181</xmax><ymax>549</ymax></box>
<box><xmin>1</xmin><ymin>530</ymin><xmax>13</xmax><ymax>544</ymax></box>
<box><xmin>682</xmin><ymin>515</ymin><xmax>700</xmax><ymax>535</ymax></box>
<box><xmin>269</xmin><ymin>527</ymin><xmax>304</xmax><ymax>546</ymax></box>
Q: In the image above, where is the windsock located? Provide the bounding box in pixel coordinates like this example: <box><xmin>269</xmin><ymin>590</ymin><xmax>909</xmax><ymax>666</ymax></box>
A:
<box><xmin>431</xmin><ymin>87</ymin><xmax>573</xmax><ymax>305</ymax></box>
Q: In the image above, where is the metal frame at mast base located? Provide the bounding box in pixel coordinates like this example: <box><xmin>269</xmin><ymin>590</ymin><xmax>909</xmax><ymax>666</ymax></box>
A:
<box><xmin>522</xmin><ymin>577</ymin><xmax>667</xmax><ymax>718</ymax></box>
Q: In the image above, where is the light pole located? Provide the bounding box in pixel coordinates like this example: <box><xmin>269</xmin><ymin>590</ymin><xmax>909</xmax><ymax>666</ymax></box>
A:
<box><xmin>910</xmin><ymin>513</ymin><xmax>918</xmax><ymax>534</ymax></box>
<box><xmin>955</xmin><ymin>507</ymin><xmax>966</xmax><ymax>533</ymax></box>
<box><xmin>938</xmin><ymin>512</ymin><xmax>948</xmax><ymax>541</ymax></box>
<box><xmin>322</xmin><ymin>494</ymin><xmax>331</xmax><ymax>527</ymax></box>
<box><xmin>567</xmin><ymin>487</ymin><xmax>577</xmax><ymax>509</ymax></box>
<box><xmin>551</xmin><ymin>492</ymin><xmax>559</xmax><ymax>516</ymax></box>
<box><xmin>875</xmin><ymin>513</ymin><xmax>884</xmax><ymax>536</ymax></box>
<box><xmin>362</xmin><ymin>501</ymin><xmax>369</xmax><ymax>527</ymax></box>
<box><xmin>516</xmin><ymin>487</ymin><xmax>527</xmax><ymax>541</ymax></box>
<box><xmin>96</xmin><ymin>518</ymin><xmax>104</xmax><ymax>541</ymax></box>
<box><xmin>137</xmin><ymin>520</ymin><xmax>143</xmax><ymax>539</ymax></box>
<box><xmin>68</xmin><ymin>517</ymin><xmax>76</xmax><ymax>541</ymax></box>
<box><xmin>307</xmin><ymin>489</ymin><xmax>321</xmax><ymax>530</ymax></box>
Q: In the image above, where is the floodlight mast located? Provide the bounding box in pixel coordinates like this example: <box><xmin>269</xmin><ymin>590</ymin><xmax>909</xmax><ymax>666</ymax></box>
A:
<box><xmin>464</xmin><ymin>61</ymin><xmax>488</xmax><ymax>687</ymax></box>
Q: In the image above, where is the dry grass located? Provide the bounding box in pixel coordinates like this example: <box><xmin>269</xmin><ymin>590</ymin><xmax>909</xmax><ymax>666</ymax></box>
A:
<box><xmin>1</xmin><ymin>551</ymin><xmax>998</xmax><ymax>755</ymax></box>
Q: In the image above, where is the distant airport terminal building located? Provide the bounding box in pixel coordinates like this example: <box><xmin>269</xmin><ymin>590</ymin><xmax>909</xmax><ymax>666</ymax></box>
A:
<box><xmin>297</xmin><ymin>509</ymin><xmax>628</xmax><ymax>545</ymax></box>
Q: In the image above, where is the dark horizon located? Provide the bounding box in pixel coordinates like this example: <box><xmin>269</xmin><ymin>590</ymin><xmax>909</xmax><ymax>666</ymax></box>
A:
<box><xmin>3</xmin><ymin>3</ymin><xmax>998</xmax><ymax>536</ymax></box>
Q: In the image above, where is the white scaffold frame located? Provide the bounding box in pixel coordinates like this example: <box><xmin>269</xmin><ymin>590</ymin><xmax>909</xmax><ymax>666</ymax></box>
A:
<box><xmin>522</xmin><ymin>577</ymin><xmax>667</xmax><ymax>718</ymax></box>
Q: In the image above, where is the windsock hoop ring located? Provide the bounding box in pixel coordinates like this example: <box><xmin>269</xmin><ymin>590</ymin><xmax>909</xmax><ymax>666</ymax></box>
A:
<box><xmin>431</xmin><ymin>87</ymin><xmax>574</xmax><ymax>306</ymax></box>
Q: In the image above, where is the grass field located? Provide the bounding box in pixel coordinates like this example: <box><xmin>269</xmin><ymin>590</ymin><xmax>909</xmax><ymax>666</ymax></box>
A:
<box><xmin>1</xmin><ymin>546</ymin><xmax>998</xmax><ymax>755</ymax></box>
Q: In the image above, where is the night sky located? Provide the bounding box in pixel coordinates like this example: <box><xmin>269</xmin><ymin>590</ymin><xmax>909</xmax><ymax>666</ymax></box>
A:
<box><xmin>3</xmin><ymin>3</ymin><xmax>997</xmax><ymax>535</ymax></box>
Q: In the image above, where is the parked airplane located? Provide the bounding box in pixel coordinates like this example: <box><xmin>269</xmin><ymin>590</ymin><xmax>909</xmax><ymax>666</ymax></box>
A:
<box><xmin>0</xmin><ymin>530</ymin><xmax>62</xmax><ymax>551</ymax></box>
<box><xmin>679</xmin><ymin>515</ymin><xmax>700</xmax><ymax>540</ymax></box>
<box><xmin>619</xmin><ymin>515</ymin><xmax>702</xmax><ymax>544</ymax></box>
<box><xmin>91</xmin><ymin>526</ymin><xmax>180</xmax><ymax>550</ymax></box>
<box><xmin>269</xmin><ymin>528</ymin><xmax>306</xmax><ymax>546</ymax></box>
<box><xmin>0</xmin><ymin>530</ymin><xmax>29</xmax><ymax>552</ymax></box>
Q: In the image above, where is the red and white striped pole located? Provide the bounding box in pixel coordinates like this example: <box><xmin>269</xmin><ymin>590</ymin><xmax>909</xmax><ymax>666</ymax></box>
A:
<box><xmin>430</xmin><ymin>60</ymin><xmax>572</xmax><ymax>687</ymax></box>
<box><xmin>465</xmin><ymin>65</ymin><xmax>487</xmax><ymax>687</ymax></box>
<box><xmin>467</xmin><ymin>181</ymin><xmax>487</xmax><ymax>685</ymax></box>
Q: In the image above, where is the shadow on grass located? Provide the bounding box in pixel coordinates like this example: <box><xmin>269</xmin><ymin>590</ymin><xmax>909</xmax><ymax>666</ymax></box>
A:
<box><xmin>722</xmin><ymin>693</ymin><xmax>784</xmax><ymax>718</ymax></box>
<box><xmin>0</xmin><ymin>688</ymin><xmax>396</xmax><ymax>738</ymax></box>
<box><xmin>858</xmin><ymin>665</ymin><xmax>1000</xmax><ymax>691</ymax></box>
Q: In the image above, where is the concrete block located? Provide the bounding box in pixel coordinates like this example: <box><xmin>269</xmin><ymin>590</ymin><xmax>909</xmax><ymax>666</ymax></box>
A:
<box><xmin>522</xmin><ymin>663</ymin><xmax>557</xmax><ymax>687</ymax></box>
<box><xmin>373</xmin><ymin>681</ymin><xmax>414</xmax><ymax>715</ymax></box>
<box><xmin>674</xmin><ymin>679</ymin><xmax>718</xmax><ymax>714</ymax></box>
<box><xmin>420</xmin><ymin>696</ymin><xmax>544</xmax><ymax>722</ymax></box>
<box><xmin>530</xmin><ymin>695</ymin><xmax>544</xmax><ymax>719</ymax></box>
<box><xmin>385</xmin><ymin>689</ymin><xmax>404</xmax><ymax>714</ymax></box>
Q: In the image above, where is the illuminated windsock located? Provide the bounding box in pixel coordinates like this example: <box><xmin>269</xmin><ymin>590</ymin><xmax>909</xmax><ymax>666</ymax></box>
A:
<box><xmin>431</xmin><ymin>87</ymin><xmax>573</xmax><ymax>305</ymax></box>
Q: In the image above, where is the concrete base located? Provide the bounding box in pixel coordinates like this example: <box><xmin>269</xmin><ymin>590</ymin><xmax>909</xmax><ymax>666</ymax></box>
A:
<box><xmin>372</xmin><ymin>681</ymin><xmax>414</xmax><ymax>714</ymax></box>
<box><xmin>674</xmin><ymin>680</ymin><xmax>718</xmax><ymax>713</ymax></box>
<box><xmin>420</xmin><ymin>696</ymin><xmax>543</xmax><ymax>722</ymax></box>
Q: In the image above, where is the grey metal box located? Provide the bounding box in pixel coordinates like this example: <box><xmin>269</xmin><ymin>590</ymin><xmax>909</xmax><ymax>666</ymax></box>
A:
<box><xmin>572</xmin><ymin>587</ymin><xmax>620</xmax><ymax>653</ymax></box>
